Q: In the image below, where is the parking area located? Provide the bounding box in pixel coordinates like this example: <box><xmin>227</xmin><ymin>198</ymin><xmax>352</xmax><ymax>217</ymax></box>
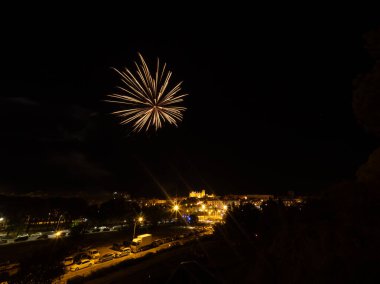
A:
<box><xmin>56</xmin><ymin>227</ymin><xmax>213</xmax><ymax>283</ymax></box>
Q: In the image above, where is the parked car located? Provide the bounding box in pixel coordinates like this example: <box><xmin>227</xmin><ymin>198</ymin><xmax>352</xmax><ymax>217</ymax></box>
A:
<box><xmin>48</xmin><ymin>230</ymin><xmax>70</xmax><ymax>238</ymax></box>
<box><xmin>79</xmin><ymin>245</ymin><xmax>92</xmax><ymax>252</ymax></box>
<box><xmin>63</xmin><ymin>257</ymin><xmax>74</xmax><ymax>266</ymax></box>
<box><xmin>115</xmin><ymin>246</ymin><xmax>131</xmax><ymax>258</ymax></box>
<box><xmin>30</xmin><ymin>232</ymin><xmax>42</xmax><ymax>238</ymax></box>
<box><xmin>98</xmin><ymin>253</ymin><xmax>115</xmax><ymax>263</ymax></box>
<box><xmin>162</xmin><ymin>237</ymin><xmax>172</xmax><ymax>243</ymax></box>
<box><xmin>112</xmin><ymin>243</ymin><xmax>122</xmax><ymax>250</ymax></box>
<box><xmin>87</xmin><ymin>249</ymin><xmax>100</xmax><ymax>259</ymax></box>
<box><xmin>37</xmin><ymin>234</ymin><xmax>48</xmax><ymax>240</ymax></box>
<box><xmin>73</xmin><ymin>253</ymin><xmax>91</xmax><ymax>263</ymax></box>
<box><xmin>98</xmin><ymin>226</ymin><xmax>109</xmax><ymax>232</ymax></box>
<box><xmin>56</xmin><ymin>230</ymin><xmax>70</xmax><ymax>237</ymax></box>
<box><xmin>152</xmin><ymin>239</ymin><xmax>164</xmax><ymax>247</ymax></box>
<box><xmin>0</xmin><ymin>260</ymin><xmax>14</xmax><ymax>270</ymax></box>
<box><xmin>70</xmin><ymin>259</ymin><xmax>94</xmax><ymax>271</ymax></box>
<box><xmin>122</xmin><ymin>240</ymin><xmax>131</xmax><ymax>247</ymax></box>
<box><xmin>169</xmin><ymin>241</ymin><xmax>181</xmax><ymax>248</ymax></box>
<box><xmin>112</xmin><ymin>225</ymin><xmax>124</xmax><ymax>231</ymax></box>
<box><xmin>0</xmin><ymin>261</ymin><xmax>20</xmax><ymax>276</ymax></box>
<box><xmin>14</xmin><ymin>234</ymin><xmax>29</xmax><ymax>242</ymax></box>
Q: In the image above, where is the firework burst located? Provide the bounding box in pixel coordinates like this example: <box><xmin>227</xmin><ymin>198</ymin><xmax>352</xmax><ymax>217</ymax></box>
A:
<box><xmin>106</xmin><ymin>53</ymin><xmax>187</xmax><ymax>132</ymax></box>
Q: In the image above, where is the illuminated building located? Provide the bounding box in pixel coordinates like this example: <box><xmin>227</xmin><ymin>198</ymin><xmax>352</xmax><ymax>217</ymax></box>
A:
<box><xmin>189</xmin><ymin>189</ymin><xmax>215</xmax><ymax>198</ymax></box>
<box><xmin>189</xmin><ymin>190</ymin><xmax>206</xmax><ymax>198</ymax></box>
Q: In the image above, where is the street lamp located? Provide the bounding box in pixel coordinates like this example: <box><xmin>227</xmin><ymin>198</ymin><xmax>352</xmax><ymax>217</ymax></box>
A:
<box><xmin>172</xmin><ymin>203</ymin><xmax>180</xmax><ymax>221</ymax></box>
<box><xmin>133</xmin><ymin>216</ymin><xmax>144</xmax><ymax>240</ymax></box>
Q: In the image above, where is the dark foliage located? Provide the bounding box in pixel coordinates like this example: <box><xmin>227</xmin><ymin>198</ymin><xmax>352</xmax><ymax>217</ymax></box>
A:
<box><xmin>9</xmin><ymin>242</ymin><xmax>66</xmax><ymax>283</ymax></box>
<box><xmin>214</xmin><ymin>184</ymin><xmax>380</xmax><ymax>283</ymax></box>
<box><xmin>188</xmin><ymin>214</ymin><xmax>199</xmax><ymax>225</ymax></box>
<box><xmin>97</xmin><ymin>198</ymin><xmax>140</xmax><ymax>224</ymax></box>
<box><xmin>143</xmin><ymin>205</ymin><xmax>171</xmax><ymax>227</ymax></box>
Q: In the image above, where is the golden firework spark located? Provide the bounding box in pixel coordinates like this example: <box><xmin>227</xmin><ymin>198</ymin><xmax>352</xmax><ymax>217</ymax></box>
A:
<box><xmin>106</xmin><ymin>53</ymin><xmax>187</xmax><ymax>132</ymax></box>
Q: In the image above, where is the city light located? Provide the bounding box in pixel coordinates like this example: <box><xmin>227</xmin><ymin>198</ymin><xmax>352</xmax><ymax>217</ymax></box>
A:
<box><xmin>171</xmin><ymin>203</ymin><xmax>181</xmax><ymax>221</ymax></box>
<box><xmin>0</xmin><ymin>217</ymin><xmax>4</xmax><ymax>222</ymax></box>
<box><xmin>138</xmin><ymin>216</ymin><xmax>144</xmax><ymax>222</ymax></box>
<box><xmin>223</xmin><ymin>205</ymin><xmax>228</xmax><ymax>210</ymax></box>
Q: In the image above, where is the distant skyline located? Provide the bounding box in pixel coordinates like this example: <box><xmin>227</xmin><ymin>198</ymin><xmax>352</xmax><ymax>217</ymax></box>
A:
<box><xmin>0</xmin><ymin>13</ymin><xmax>378</xmax><ymax>198</ymax></box>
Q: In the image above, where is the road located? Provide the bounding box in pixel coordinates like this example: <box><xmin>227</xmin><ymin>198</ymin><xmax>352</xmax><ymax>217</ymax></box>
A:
<box><xmin>86</xmin><ymin>242</ymin><xmax>208</xmax><ymax>284</ymax></box>
<box><xmin>57</xmin><ymin>241</ymin><xmax>173</xmax><ymax>283</ymax></box>
<box><xmin>55</xmin><ymin>229</ymin><xmax>213</xmax><ymax>284</ymax></box>
<box><xmin>0</xmin><ymin>225</ymin><xmax>197</xmax><ymax>263</ymax></box>
<box><xmin>0</xmin><ymin>227</ymin><xmax>126</xmax><ymax>246</ymax></box>
<box><xmin>83</xmin><ymin>232</ymin><xmax>257</xmax><ymax>284</ymax></box>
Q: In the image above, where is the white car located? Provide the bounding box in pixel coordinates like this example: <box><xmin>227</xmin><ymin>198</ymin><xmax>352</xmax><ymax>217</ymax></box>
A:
<box><xmin>70</xmin><ymin>259</ymin><xmax>94</xmax><ymax>271</ymax></box>
<box><xmin>30</xmin><ymin>232</ymin><xmax>42</xmax><ymax>238</ymax></box>
<box><xmin>115</xmin><ymin>247</ymin><xmax>131</xmax><ymax>258</ymax></box>
<box><xmin>14</xmin><ymin>234</ymin><xmax>29</xmax><ymax>242</ymax></box>
<box><xmin>88</xmin><ymin>249</ymin><xmax>100</xmax><ymax>259</ymax></box>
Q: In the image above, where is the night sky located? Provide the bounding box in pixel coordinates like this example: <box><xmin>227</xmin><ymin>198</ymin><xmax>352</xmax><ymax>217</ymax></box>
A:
<box><xmin>0</xmin><ymin>13</ymin><xmax>378</xmax><ymax>199</ymax></box>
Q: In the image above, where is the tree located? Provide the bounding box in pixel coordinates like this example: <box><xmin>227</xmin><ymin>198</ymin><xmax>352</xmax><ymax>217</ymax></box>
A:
<box><xmin>98</xmin><ymin>199</ymin><xmax>139</xmax><ymax>224</ymax></box>
<box><xmin>69</xmin><ymin>223</ymin><xmax>87</xmax><ymax>240</ymax></box>
<box><xmin>356</xmin><ymin>147</ymin><xmax>380</xmax><ymax>189</ymax></box>
<box><xmin>353</xmin><ymin>28</ymin><xmax>380</xmax><ymax>137</ymax></box>
<box><xmin>143</xmin><ymin>205</ymin><xmax>170</xmax><ymax>227</ymax></box>
<box><xmin>188</xmin><ymin>214</ymin><xmax>198</xmax><ymax>225</ymax></box>
<box><xmin>10</xmin><ymin>243</ymin><xmax>66</xmax><ymax>283</ymax></box>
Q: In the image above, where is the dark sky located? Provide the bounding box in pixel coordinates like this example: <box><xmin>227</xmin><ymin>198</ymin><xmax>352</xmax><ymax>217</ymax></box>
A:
<box><xmin>0</xmin><ymin>12</ymin><xmax>378</xmax><ymax>198</ymax></box>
